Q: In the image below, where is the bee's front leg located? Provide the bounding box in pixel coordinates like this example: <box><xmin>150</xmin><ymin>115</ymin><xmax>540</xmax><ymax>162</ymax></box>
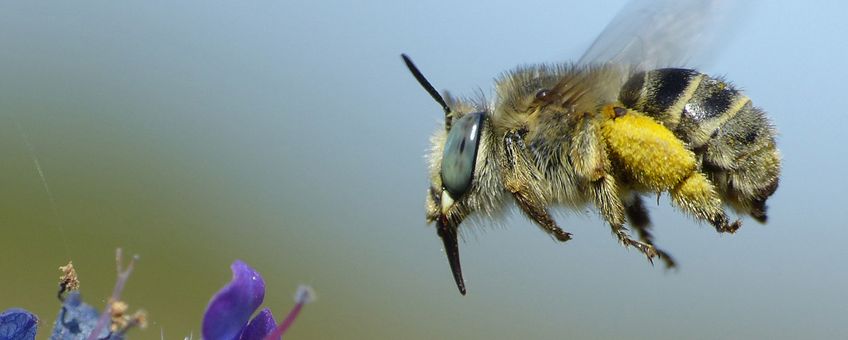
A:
<box><xmin>501</xmin><ymin>129</ymin><xmax>571</xmax><ymax>242</ymax></box>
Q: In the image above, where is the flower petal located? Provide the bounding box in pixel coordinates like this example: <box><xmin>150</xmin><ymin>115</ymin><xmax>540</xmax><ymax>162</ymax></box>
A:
<box><xmin>203</xmin><ymin>260</ymin><xmax>266</xmax><ymax>340</ymax></box>
<box><xmin>50</xmin><ymin>291</ymin><xmax>118</xmax><ymax>340</ymax></box>
<box><xmin>239</xmin><ymin>308</ymin><xmax>277</xmax><ymax>340</ymax></box>
<box><xmin>0</xmin><ymin>308</ymin><xmax>38</xmax><ymax>340</ymax></box>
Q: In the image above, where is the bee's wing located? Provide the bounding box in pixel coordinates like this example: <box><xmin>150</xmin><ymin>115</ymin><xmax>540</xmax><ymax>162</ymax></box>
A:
<box><xmin>577</xmin><ymin>0</ymin><xmax>753</xmax><ymax>70</ymax></box>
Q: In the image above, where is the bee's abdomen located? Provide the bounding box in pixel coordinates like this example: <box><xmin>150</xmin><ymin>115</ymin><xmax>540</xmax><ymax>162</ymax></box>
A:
<box><xmin>619</xmin><ymin>68</ymin><xmax>780</xmax><ymax>222</ymax></box>
<box><xmin>620</xmin><ymin>68</ymin><xmax>753</xmax><ymax>148</ymax></box>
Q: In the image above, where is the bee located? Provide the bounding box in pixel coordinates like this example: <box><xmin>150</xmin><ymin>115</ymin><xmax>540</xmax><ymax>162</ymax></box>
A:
<box><xmin>403</xmin><ymin>0</ymin><xmax>780</xmax><ymax>295</ymax></box>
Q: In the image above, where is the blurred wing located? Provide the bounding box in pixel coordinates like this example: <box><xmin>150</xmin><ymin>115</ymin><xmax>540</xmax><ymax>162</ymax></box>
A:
<box><xmin>577</xmin><ymin>0</ymin><xmax>753</xmax><ymax>71</ymax></box>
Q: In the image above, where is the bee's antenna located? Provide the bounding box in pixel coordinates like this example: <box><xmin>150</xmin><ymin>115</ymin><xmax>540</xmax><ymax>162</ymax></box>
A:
<box><xmin>401</xmin><ymin>54</ymin><xmax>452</xmax><ymax>129</ymax></box>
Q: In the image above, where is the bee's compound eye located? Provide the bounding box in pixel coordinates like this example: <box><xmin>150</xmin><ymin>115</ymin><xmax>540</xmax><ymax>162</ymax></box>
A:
<box><xmin>441</xmin><ymin>112</ymin><xmax>485</xmax><ymax>198</ymax></box>
<box><xmin>535</xmin><ymin>89</ymin><xmax>552</xmax><ymax>101</ymax></box>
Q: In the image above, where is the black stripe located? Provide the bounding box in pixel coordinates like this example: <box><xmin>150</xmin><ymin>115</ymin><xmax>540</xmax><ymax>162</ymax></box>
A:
<box><xmin>700</xmin><ymin>84</ymin><xmax>738</xmax><ymax>120</ymax></box>
<box><xmin>646</xmin><ymin>68</ymin><xmax>699</xmax><ymax>115</ymax></box>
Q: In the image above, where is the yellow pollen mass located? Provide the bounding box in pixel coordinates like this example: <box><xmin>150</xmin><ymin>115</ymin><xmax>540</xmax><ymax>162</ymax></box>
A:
<box><xmin>600</xmin><ymin>106</ymin><xmax>696</xmax><ymax>191</ymax></box>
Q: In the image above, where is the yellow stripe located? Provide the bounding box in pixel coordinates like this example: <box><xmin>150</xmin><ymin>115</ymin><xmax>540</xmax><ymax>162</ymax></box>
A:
<box><xmin>693</xmin><ymin>94</ymin><xmax>751</xmax><ymax>146</ymax></box>
<box><xmin>663</xmin><ymin>74</ymin><xmax>705</xmax><ymax>130</ymax></box>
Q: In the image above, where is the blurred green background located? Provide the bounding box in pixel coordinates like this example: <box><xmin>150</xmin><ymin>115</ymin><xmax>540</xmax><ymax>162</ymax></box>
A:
<box><xmin>1</xmin><ymin>0</ymin><xmax>846</xmax><ymax>339</ymax></box>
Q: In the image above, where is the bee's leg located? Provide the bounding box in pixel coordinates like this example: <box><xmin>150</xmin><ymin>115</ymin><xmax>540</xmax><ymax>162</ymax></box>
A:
<box><xmin>571</xmin><ymin>111</ymin><xmax>658</xmax><ymax>263</ymax></box>
<box><xmin>593</xmin><ymin>173</ymin><xmax>659</xmax><ymax>263</ymax></box>
<box><xmin>623</xmin><ymin>194</ymin><xmax>676</xmax><ymax>268</ymax></box>
<box><xmin>510</xmin><ymin>183</ymin><xmax>572</xmax><ymax>242</ymax></box>
<box><xmin>502</xmin><ymin>130</ymin><xmax>571</xmax><ymax>242</ymax></box>
<box><xmin>623</xmin><ymin>194</ymin><xmax>651</xmax><ymax>229</ymax></box>
<box><xmin>671</xmin><ymin>171</ymin><xmax>741</xmax><ymax>233</ymax></box>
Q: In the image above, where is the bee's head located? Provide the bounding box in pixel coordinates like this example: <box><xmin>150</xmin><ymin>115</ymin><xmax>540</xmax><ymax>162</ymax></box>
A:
<box><xmin>403</xmin><ymin>54</ymin><xmax>494</xmax><ymax>296</ymax></box>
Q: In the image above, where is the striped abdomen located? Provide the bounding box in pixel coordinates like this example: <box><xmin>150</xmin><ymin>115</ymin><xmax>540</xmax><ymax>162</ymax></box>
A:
<box><xmin>618</xmin><ymin>68</ymin><xmax>780</xmax><ymax>222</ymax></box>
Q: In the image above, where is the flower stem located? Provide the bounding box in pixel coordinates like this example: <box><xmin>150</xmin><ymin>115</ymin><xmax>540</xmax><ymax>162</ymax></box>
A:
<box><xmin>86</xmin><ymin>248</ymin><xmax>139</xmax><ymax>340</ymax></box>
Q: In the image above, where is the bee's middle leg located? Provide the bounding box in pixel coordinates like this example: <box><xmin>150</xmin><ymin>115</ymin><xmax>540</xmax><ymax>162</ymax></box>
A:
<box><xmin>593</xmin><ymin>174</ymin><xmax>659</xmax><ymax>263</ymax></box>
<box><xmin>570</xmin><ymin>114</ymin><xmax>658</xmax><ymax>263</ymax></box>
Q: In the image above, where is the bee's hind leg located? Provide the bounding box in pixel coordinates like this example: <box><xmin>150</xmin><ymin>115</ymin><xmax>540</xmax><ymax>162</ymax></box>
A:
<box><xmin>624</xmin><ymin>194</ymin><xmax>676</xmax><ymax>268</ymax></box>
<box><xmin>671</xmin><ymin>171</ymin><xmax>741</xmax><ymax>233</ymax></box>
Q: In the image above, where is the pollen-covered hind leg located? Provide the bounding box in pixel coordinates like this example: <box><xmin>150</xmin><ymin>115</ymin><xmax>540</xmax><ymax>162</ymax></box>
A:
<box><xmin>671</xmin><ymin>172</ymin><xmax>741</xmax><ymax>233</ymax></box>
<box><xmin>594</xmin><ymin>175</ymin><xmax>659</xmax><ymax>263</ymax></box>
<box><xmin>624</xmin><ymin>195</ymin><xmax>676</xmax><ymax>268</ymax></box>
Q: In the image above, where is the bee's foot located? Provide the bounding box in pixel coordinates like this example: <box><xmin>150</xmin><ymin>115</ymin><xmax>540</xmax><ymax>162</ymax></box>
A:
<box><xmin>615</xmin><ymin>231</ymin><xmax>658</xmax><ymax>263</ymax></box>
<box><xmin>629</xmin><ymin>240</ymin><xmax>659</xmax><ymax>263</ymax></box>
<box><xmin>553</xmin><ymin>229</ymin><xmax>573</xmax><ymax>242</ymax></box>
<box><xmin>716</xmin><ymin>219</ymin><xmax>742</xmax><ymax>234</ymax></box>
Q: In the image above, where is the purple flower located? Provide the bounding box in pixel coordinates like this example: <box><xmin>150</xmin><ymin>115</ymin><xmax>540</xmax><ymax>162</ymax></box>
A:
<box><xmin>240</xmin><ymin>309</ymin><xmax>276</xmax><ymax>340</ymax></box>
<box><xmin>202</xmin><ymin>261</ymin><xmax>314</xmax><ymax>340</ymax></box>
<box><xmin>0</xmin><ymin>308</ymin><xmax>38</xmax><ymax>340</ymax></box>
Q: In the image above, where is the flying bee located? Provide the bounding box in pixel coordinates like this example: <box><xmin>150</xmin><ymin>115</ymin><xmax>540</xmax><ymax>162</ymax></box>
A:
<box><xmin>404</xmin><ymin>0</ymin><xmax>780</xmax><ymax>295</ymax></box>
